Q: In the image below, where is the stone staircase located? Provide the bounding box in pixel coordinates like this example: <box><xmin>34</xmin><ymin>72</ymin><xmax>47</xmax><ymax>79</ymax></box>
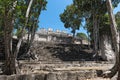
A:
<box><xmin>0</xmin><ymin>41</ymin><xmax>116</xmax><ymax>79</ymax></box>
<box><xmin>28</xmin><ymin>41</ymin><xmax>95</xmax><ymax>63</ymax></box>
<box><xmin>19</xmin><ymin>60</ymin><xmax>113</xmax><ymax>73</ymax></box>
<box><xmin>15</xmin><ymin>41</ymin><xmax>115</xmax><ymax>79</ymax></box>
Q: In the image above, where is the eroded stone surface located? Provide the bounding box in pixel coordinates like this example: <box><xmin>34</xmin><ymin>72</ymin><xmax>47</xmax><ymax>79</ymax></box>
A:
<box><xmin>0</xmin><ymin>72</ymin><xmax>112</xmax><ymax>80</ymax></box>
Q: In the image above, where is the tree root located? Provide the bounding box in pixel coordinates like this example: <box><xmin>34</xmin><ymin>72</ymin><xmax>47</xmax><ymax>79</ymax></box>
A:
<box><xmin>102</xmin><ymin>68</ymin><xmax>118</xmax><ymax>78</ymax></box>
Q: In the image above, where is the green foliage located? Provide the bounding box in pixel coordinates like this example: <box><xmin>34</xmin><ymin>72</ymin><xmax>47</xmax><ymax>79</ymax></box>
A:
<box><xmin>76</xmin><ymin>32</ymin><xmax>88</xmax><ymax>40</ymax></box>
<box><xmin>0</xmin><ymin>0</ymin><xmax>47</xmax><ymax>74</ymax></box>
<box><xmin>99</xmin><ymin>14</ymin><xmax>111</xmax><ymax>35</ymax></box>
<box><xmin>73</xmin><ymin>0</ymin><xmax>119</xmax><ymax>40</ymax></box>
<box><xmin>15</xmin><ymin>27</ymin><xmax>26</xmax><ymax>38</ymax></box>
<box><xmin>73</xmin><ymin>0</ymin><xmax>107</xmax><ymax>18</ymax></box>
<box><xmin>60</xmin><ymin>4</ymin><xmax>82</xmax><ymax>35</ymax></box>
<box><xmin>0</xmin><ymin>0</ymin><xmax>47</xmax><ymax>37</ymax></box>
<box><xmin>73</xmin><ymin>0</ymin><xmax>108</xmax><ymax>42</ymax></box>
<box><xmin>115</xmin><ymin>12</ymin><xmax>120</xmax><ymax>30</ymax></box>
<box><xmin>85</xmin><ymin>14</ymin><xmax>111</xmax><ymax>36</ymax></box>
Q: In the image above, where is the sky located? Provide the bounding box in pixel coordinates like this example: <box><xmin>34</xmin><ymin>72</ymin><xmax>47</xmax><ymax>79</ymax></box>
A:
<box><xmin>38</xmin><ymin>0</ymin><xmax>120</xmax><ymax>35</ymax></box>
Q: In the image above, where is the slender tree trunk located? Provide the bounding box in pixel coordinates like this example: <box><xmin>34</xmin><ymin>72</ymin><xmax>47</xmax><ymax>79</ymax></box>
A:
<box><xmin>93</xmin><ymin>14</ymin><xmax>99</xmax><ymax>58</ymax></box>
<box><xmin>118</xmin><ymin>31</ymin><xmax>120</xmax><ymax>79</ymax></box>
<box><xmin>27</xmin><ymin>27</ymin><xmax>30</xmax><ymax>44</ymax></box>
<box><xmin>26</xmin><ymin>22</ymin><xmax>36</xmax><ymax>55</ymax></box>
<box><xmin>73</xmin><ymin>32</ymin><xmax>75</xmax><ymax>38</ymax></box>
<box><xmin>14</xmin><ymin>0</ymin><xmax>34</xmax><ymax>58</ymax></box>
<box><xmin>26</xmin><ymin>5</ymin><xmax>42</xmax><ymax>55</ymax></box>
<box><xmin>87</xmin><ymin>31</ymin><xmax>90</xmax><ymax>49</ymax></box>
<box><xmin>103</xmin><ymin>0</ymin><xmax>119</xmax><ymax>78</ymax></box>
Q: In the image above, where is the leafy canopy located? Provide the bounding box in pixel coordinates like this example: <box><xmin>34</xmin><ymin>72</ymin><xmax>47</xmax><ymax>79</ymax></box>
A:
<box><xmin>60</xmin><ymin>4</ymin><xmax>83</xmax><ymax>35</ymax></box>
<box><xmin>76</xmin><ymin>32</ymin><xmax>88</xmax><ymax>40</ymax></box>
<box><xmin>115</xmin><ymin>12</ymin><xmax>120</xmax><ymax>30</ymax></box>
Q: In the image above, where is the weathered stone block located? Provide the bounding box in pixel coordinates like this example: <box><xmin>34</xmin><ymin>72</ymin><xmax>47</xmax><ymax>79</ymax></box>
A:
<box><xmin>34</xmin><ymin>74</ymin><xmax>45</xmax><ymax>80</ymax></box>
<box><xmin>7</xmin><ymin>75</ymin><xmax>16</xmax><ymax>80</ymax></box>
<box><xmin>16</xmin><ymin>74</ymin><xmax>33</xmax><ymax>80</ymax></box>
<box><xmin>46</xmin><ymin>73</ymin><xmax>57</xmax><ymax>80</ymax></box>
<box><xmin>67</xmin><ymin>72</ymin><xmax>77</xmax><ymax>80</ymax></box>
<box><xmin>56</xmin><ymin>72</ymin><xmax>68</xmax><ymax>80</ymax></box>
<box><xmin>0</xmin><ymin>75</ymin><xmax>7</xmax><ymax>80</ymax></box>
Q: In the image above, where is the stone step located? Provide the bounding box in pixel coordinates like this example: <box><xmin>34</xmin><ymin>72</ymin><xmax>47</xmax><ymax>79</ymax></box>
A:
<box><xmin>0</xmin><ymin>72</ymin><xmax>111</xmax><ymax>80</ymax></box>
<box><xmin>19</xmin><ymin>61</ymin><xmax>113</xmax><ymax>75</ymax></box>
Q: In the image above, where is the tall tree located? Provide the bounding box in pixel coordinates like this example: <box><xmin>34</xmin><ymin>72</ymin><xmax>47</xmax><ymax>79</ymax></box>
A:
<box><xmin>0</xmin><ymin>0</ymin><xmax>47</xmax><ymax>75</ymax></box>
<box><xmin>99</xmin><ymin>14</ymin><xmax>114</xmax><ymax>61</ymax></box>
<box><xmin>60</xmin><ymin>4</ymin><xmax>82</xmax><ymax>38</ymax></box>
<box><xmin>73</xmin><ymin>0</ymin><xmax>107</xmax><ymax>58</ymax></box>
<box><xmin>73</xmin><ymin>0</ymin><xmax>120</xmax><ymax>78</ymax></box>
<box><xmin>103</xmin><ymin>0</ymin><xmax>119</xmax><ymax>79</ymax></box>
<box><xmin>116</xmin><ymin>11</ymin><xmax>120</xmax><ymax>79</ymax></box>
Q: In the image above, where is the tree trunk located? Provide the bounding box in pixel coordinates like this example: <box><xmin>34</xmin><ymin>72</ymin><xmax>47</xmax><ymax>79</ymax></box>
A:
<box><xmin>3</xmin><ymin>0</ymin><xmax>34</xmax><ymax>75</ymax></box>
<box><xmin>87</xmin><ymin>31</ymin><xmax>90</xmax><ymax>49</ymax></box>
<box><xmin>3</xmin><ymin>1</ymin><xmax>19</xmax><ymax>75</ymax></box>
<box><xmin>93</xmin><ymin>14</ymin><xmax>99</xmax><ymax>58</ymax></box>
<box><xmin>3</xmin><ymin>14</ymin><xmax>17</xmax><ymax>75</ymax></box>
<box><xmin>100</xmin><ymin>35</ymin><xmax>115</xmax><ymax>62</ymax></box>
<box><xmin>118</xmin><ymin>31</ymin><xmax>120</xmax><ymax>79</ymax></box>
<box><xmin>26</xmin><ymin>22</ymin><xmax>36</xmax><ymax>59</ymax></box>
<box><xmin>14</xmin><ymin>0</ymin><xmax>34</xmax><ymax>58</ymax></box>
<box><xmin>102</xmin><ymin>0</ymin><xmax>119</xmax><ymax>78</ymax></box>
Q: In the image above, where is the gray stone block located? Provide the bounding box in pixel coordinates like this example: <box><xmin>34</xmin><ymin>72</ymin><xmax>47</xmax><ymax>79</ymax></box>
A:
<box><xmin>0</xmin><ymin>75</ymin><xmax>7</xmax><ymax>80</ymax></box>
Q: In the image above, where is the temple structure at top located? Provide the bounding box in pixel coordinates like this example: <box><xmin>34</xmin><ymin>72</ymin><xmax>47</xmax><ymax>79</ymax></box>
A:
<box><xmin>22</xmin><ymin>28</ymin><xmax>88</xmax><ymax>44</ymax></box>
